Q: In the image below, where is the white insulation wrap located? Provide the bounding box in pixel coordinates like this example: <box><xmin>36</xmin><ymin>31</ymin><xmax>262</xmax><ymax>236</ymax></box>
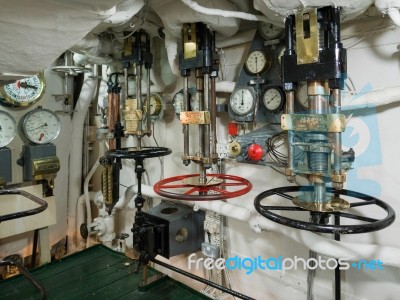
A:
<box><xmin>253</xmin><ymin>0</ymin><xmax>374</xmax><ymax>25</ymax></box>
<box><xmin>0</xmin><ymin>0</ymin><xmax>122</xmax><ymax>79</ymax></box>
<box><xmin>151</xmin><ymin>0</ymin><xmax>240</xmax><ymax>38</ymax></box>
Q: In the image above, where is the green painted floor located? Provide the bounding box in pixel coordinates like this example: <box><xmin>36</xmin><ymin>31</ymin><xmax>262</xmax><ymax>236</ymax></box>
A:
<box><xmin>0</xmin><ymin>245</ymin><xmax>209</xmax><ymax>300</ymax></box>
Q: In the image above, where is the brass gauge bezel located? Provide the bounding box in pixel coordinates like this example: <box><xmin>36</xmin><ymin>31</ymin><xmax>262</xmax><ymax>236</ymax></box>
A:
<box><xmin>144</xmin><ymin>93</ymin><xmax>162</xmax><ymax>116</ymax></box>
<box><xmin>244</xmin><ymin>50</ymin><xmax>271</xmax><ymax>75</ymax></box>
<box><xmin>0</xmin><ymin>72</ymin><xmax>46</xmax><ymax>107</ymax></box>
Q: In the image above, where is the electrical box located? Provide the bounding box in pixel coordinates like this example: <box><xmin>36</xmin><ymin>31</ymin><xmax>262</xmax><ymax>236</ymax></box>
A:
<box><xmin>0</xmin><ymin>147</ymin><xmax>12</xmax><ymax>184</ymax></box>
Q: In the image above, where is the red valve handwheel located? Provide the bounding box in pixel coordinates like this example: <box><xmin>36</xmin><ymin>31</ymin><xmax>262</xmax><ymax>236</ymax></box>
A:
<box><xmin>154</xmin><ymin>174</ymin><xmax>252</xmax><ymax>201</ymax></box>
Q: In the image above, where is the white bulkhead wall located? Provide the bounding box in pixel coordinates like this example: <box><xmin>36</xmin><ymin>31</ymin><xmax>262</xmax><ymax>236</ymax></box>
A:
<box><xmin>0</xmin><ymin>1</ymin><xmax>400</xmax><ymax>299</ymax></box>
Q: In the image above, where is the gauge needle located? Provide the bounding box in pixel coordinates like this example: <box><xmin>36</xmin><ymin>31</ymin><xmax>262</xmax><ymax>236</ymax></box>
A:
<box><xmin>241</xmin><ymin>90</ymin><xmax>244</xmax><ymax>106</ymax></box>
<box><xmin>19</xmin><ymin>82</ymin><xmax>38</xmax><ymax>90</ymax></box>
<box><xmin>267</xmin><ymin>94</ymin><xmax>279</xmax><ymax>104</ymax></box>
<box><xmin>38</xmin><ymin>133</ymin><xmax>44</xmax><ymax>141</ymax></box>
<box><xmin>29</xmin><ymin>123</ymin><xmax>47</xmax><ymax>131</ymax></box>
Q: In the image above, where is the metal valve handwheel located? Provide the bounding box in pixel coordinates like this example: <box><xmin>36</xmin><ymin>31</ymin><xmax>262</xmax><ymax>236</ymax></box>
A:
<box><xmin>154</xmin><ymin>173</ymin><xmax>252</xmax><ymax>201</ymax></box>
<box><xmin>105</xmin><ymin>146</ymin><xmax>171</xmax><ymax>159</ymax></box>
<box><xmin>254</xmin><ymin>186</ymin><xmax>395</xmax><ymax>234</ymax></box>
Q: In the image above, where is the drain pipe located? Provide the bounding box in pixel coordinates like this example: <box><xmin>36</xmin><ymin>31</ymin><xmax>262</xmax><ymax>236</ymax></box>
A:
<box><xmin>67</xmin><ymin>72</ymin><xmax>98</xmax><ymax>253</ymax></box>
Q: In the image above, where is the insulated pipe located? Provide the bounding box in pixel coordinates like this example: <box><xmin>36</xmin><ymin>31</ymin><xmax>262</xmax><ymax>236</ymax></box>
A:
<box><xmin>76</xmin><ymin>192</ymin><xmax>96</xmax><ymax>250</ymax></box>
<box><xmin>133</xmin><ymin>183</ymin><xmax>400</xmax><ymax>268</ymax></box>
<box><xmin>388</xmin><ymin>8</ymin><xmax>400</xmax><ymax>27</ymax></box>
<box><xmin>165</xmin><ymin>31</ymin><xmax>180</xmax><ymax>77</ymax></box>
<box><xmin>342</xmin><ymin>84</ymin><xmax>400</xmax><ymax>109</ymax></box>
<box><xmin>67</xmin><ymin>74</ymin><xmax>98</xmax><ymax>253</ymax></box>
<box><xmin>180</xmin><ymin>0</ymin><xmax>270</xmax><ymax>22</ymax></box>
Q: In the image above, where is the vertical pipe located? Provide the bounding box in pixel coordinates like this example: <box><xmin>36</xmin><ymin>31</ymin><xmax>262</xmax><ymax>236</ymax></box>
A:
<box><xmin>286</xmin><ymin>91</ymin><xmax>295</xmax><ymax>172</ymax></box>
<box><xmin>332</xmin><ymin>88</ymin><xmax>342</xmax><ymax>175</ymax></box>
<box><xmin>204</xmin><ymin>73</ymin><xmax>210</xmax><ymax>160</ymax></box>
<box><xmin>183</xmin><ymin>76</ymin><xmax>190</xmax><ymax>165</ymax></box>
<box><xmin>334</xmin><ymin>214</ymin><xmax>341</xmax><ymax>300</ymax></box>
<box><xmin>210</xmin><ymin>76</ymin><xmax>217</xmax><ymax>158</ymax></box>
<box><xmin>136</xmin><ymin>64</ymin><xmax>142</xmax><ymax>150</ymax></box>
<box><xmin>146</xmin><ymin>68</ymin><xmax>151</xmax><ymax>133</ymax></box>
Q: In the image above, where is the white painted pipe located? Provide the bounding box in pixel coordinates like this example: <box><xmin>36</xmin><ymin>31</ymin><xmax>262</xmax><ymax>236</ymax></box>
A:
<box><xmin>165</xmin><ymin>31</ymin><xmax>180</xmax><ymax>78</ymax></box>
<box><xmin>388</xmin><ymin>8</ymin><xmax>400</xmax><ymax>27</ymax></box>
<box><xmin>181</xmin><ymin>0</ymin><xmax>270</xmax><ymax>22</ymax></box>
<box><xmin>67</xmin><ymin>74</ymin><xmax>98</xmax><ymax>253</ymax></box>
<box><xmin>216</xmin><ymin>81</ymin><xmax>235</xmax><ymax>93</ymax></box>
<box><xmin>134</xmin><ymin>183</ymin><xmax>400</xmax><ymax>268</ymax></box>
<box><xmin>114</xmin><ymin>185</ymin><xmax>137</xmax><ymax>210</ymax></box>
<box><xmin>342</xmin><ymin>84</ymin><xmax>400</xmax><ymax>110</ymax></box>
<box><xmin>76</xmin><ymin>192</ymin><xmax>96</xmax><ymax>250</ymax></box>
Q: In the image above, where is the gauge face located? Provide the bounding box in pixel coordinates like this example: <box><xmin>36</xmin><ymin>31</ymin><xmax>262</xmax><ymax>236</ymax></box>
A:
<box><xmin>172</xmin><ymin>92</ymin><xmax>186</xmax><ymax>115</ymax></box>
<box><xmin>245</xmin><ymin>50</ymin><xmax>270</xmax><ymax>75</ymax></box>
<box><xmin>263</xmin><ymin>87</ymin><xmax>284</xmax><ymax>112</ymax></box>
<box><xmin>22</xmin><ymin>108</ymin><xmax>61</xmax><ymax>144</ymax></box>
<box><xmin>190</xmin><ymin>91</ymin><xmax>200</xmax><ymax>111</ymax></box>
<box><xmin>230</xmin><ymin>88</ymin><xmax>255</xmax><ymax>116</ymax></box>
<box><xmin>258</xmin><ymin>22</ymin><xmax>284</xmax><ymax>40</ymax></box>
<box><xmin>0</xmin><ymin>110</ymin><xmax>17</xmax><ymax>147</ymax></box>
<box><xmin>297</xmin><ymin>82</ymin><xmax>309</xmax><ymax>109</ymax></box>
<box><xmin>0</xmin><ymin>73</ymin><xmax>46</xmax><ymax>107</ymax></box>
<box><xmin>144</xmin><ymin>94</ymin><xmax>162</xmax><ymax>116</ymax></box>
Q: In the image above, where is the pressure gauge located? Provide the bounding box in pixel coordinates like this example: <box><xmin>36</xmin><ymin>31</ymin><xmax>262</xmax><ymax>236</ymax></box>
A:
<box><xmin>172</xmin><ymin>91</ymin><xmax>186</xmax><ymax>115</ymax></box>
<box><xmin>229</xmin><ymin>87</ymin><xmax>255</xmax><ymax>116</ymax></box>
<box><xmin>0</xmin><ymin>73</ymin><xmax>46</xmax><ymax>107</ymax></box>
<box><xmin>263</xmin><ymin>87</ymin><xmax>285</xmax><ymax>113</ymax></box>
<box><xmin>297</xmin><ymin>82</ymin><xmax>309</xmax><ymax>110</ymax></box>
<box><xmin>245</xmin><ymin>50</ymin><xmax>270</xmax><ymax>75</ymax></box>
<box><xmin>258</xmin><ymin>22</ymin><xmax>284</xmax><ymax>40</ymax></box>
<box><xmin>20</xmin><ymin>108</ymin><xmax>61</xmax><ymax>144</ymax></box>
<box><xmin>0</xmin><ymin>110</ymin><xmax>17</xmax><ymax>147</ymax></box>
<box><xmin>190</xmin><ymin>91</ymin><xmax>200</xmax><ymax>111</ymax></box>
<box><xmin>144</xmin><ymin>93</ymin><xmax>162</xmax><ymax>116</ymax></box>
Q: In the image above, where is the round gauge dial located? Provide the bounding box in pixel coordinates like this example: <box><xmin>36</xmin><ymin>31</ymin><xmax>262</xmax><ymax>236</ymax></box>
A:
<box><xmin>0</xmin><ymin>110</ymin><xmax>17</xmax><ymax>147</ymax></box>
<box><xmin>0</xmin><ymin>73</ymin><xmax>46</xmax><ymax>107</ymax></box>
<box><xmin>21</xmin><ymin>108</ymin><xmax>61</xmax><ymax>144</ymax></box>
<box><xmin>297</xmin><ymin>82</ymin><xmax>309</xmax><ymax>109</ymax></box>
<box><xmin>258</xmin><ymin>22</ymin><xmax>284</xmax><ymax>40</ymax></box>
<box><xmin>263</xmin><ymin>87</ymin><xmax>284</xmax><ymax>112</ymax></box>
<box><xmin>172</xmin><ymin>92</ymin><xmax>186</xmax><ymax>115</ymax></box>
<box><xmin>144</xmin><ymin>93</ymin><xmax>162</xmax><ymax>116</ymax></box>
<box><xmin>245</xmin><ymin>50</ymin><xmax>270</xmax><ymax>75</ymax></box>
<box><xmin>230</xmin><ymin>88</ymin><xmax>255</xmax><ymax>116</ymax></box>
<box><xmin>190</xmin><ymin>91</ymin><xmax>200</xmax><ymax>111</ymax></box>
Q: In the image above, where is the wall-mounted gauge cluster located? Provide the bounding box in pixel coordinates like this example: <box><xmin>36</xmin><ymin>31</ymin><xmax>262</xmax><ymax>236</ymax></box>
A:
<box><xmin>228</xmin><ymin>22</ymin><xmax>285</xmax><ymax>123</ymax></box>
<box><xmin>0</xmin><ymin>73</ymin><xmax>46</xmax><ymax>107</ymax></box>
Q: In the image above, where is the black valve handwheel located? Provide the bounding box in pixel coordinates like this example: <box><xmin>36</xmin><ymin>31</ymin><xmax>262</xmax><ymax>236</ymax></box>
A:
<box><xmin>254</xmin><ymin>186</ymin><xmax>395</xmax><ymax>234</ymax></box>
<box><xmin>105</xmin><ymin>146</ymin><xmax>171</xmax><ymax>159</ymax></box>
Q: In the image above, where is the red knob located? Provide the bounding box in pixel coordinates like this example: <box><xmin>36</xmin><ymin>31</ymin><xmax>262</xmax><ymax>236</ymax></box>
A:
<box><xmin>247</xmin><ymin>144</ymin><xmax>264</xmax><ymax>161</ymax></box>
